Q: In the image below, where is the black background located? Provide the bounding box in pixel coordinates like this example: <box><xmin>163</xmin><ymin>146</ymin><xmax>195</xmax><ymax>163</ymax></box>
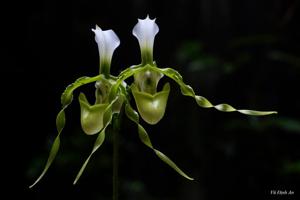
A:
<box><xmin>4</xmin><ymin>0</ymin><xmax>300</xmax><ymax>199</ymax></box>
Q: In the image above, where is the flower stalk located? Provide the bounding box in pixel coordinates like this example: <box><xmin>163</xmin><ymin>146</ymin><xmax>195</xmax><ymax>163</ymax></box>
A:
<box><xmin>112</xmin><ymin>114</ymin><xmax>121</xmax><ymax>200</ymax></box>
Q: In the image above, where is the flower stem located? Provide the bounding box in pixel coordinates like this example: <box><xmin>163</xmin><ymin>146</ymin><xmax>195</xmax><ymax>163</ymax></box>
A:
<box><xmin>112</xmin><ymin>114</ymin><xmax>121</xmax><ymax>200</ymax></box>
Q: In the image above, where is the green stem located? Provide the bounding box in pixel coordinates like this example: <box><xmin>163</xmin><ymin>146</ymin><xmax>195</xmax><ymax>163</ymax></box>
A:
<box><xmin>112</xmin><ymin>114</ymin><xmax>121</xmax><ymax>200</ymax></box>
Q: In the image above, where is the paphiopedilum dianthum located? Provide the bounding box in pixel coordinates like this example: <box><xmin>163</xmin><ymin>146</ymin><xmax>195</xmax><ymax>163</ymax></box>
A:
<box><xmin>30</xmin><ymin>16</ymin><xmax>277</xmax><ymax>188</ymax></box>
<box><xmin>80</xmin><ymin>26</ymin><xmax>125</xmax><ymax>135</ymax></box>
<box><xmin>131</xmin><ymin>16</ymin><xmax>170</xmax><ymax>125</ymax></box>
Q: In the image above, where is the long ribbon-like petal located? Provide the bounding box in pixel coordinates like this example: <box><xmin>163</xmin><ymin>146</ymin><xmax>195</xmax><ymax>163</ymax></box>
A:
<box><xmin>144</xmin><ymin>66</ymin><xmax>277</xmax><ymax>116</ymax></box>
<box><xmin>30</xmin><ymin>75</ymin><xmax>102</xmax><ymax>188</ymax></box>
<box><xmin>125</xmin><ymin>102</ymin><xmax>194</xmax><ymax>180</ymax></box>
<box><xmin>73</xmin><ymin>96</ymin><xmax>119</xmax><ymax>184</ymax></box>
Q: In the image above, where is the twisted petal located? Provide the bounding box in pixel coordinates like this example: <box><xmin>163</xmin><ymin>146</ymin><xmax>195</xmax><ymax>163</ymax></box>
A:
<box><xmin>147</xmin><ymin>66</ymin><xmax>278</xmax><ymax>116</ymax></box>
<box><xmin>74</xmin><ymin>95</ymin><xmax>119</xmax><ymax>184</ymax></box>
<box><xmin>125</xmin><ymin>103</ymin><xmax>194</xmax><ymax>180</ymax></box>
<box><xmin>29</xmin><ymin>75</ymin><xmax>102</xmax><ymax>188</ymax></box>
<box><xmin>79</xmin><ymin>92</ymin><xmax>110</xmax><ymax>135</ymax></box>
<box><xmin>131</xmin><ymin>82</ymin><xmax>170</xmax><ymax>124</ymax></box>
<box><xmin>92</xmin><ymin>25</ymin><xmax>120</xmax><ymax>70</ymax></box>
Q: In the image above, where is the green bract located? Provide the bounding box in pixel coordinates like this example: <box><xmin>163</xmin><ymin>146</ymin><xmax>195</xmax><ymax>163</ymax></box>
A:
<box><xmin>30</xmin><ymin>16</ymin><xmax>277</xmax><ymax>190</ymax></box>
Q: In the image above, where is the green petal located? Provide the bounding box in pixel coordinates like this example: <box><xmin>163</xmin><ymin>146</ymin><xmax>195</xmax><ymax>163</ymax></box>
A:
<box><xmin>131</xmin><ymin>82</ymin><xmax>170</xmax><ymax>125</ymax></box>
<box><xmin>30</xmin><ymin>75</ymin><xmax>102</xmax><ymax>188</ymax></box>
<box><xmin>109</xmin><ymin>65</ymin><xmax>145</xmax><ymax>101</ymax></box>
<box><xmin>29</xmin><ymin>135</ymin><xmax>60</xmax><ymax>188</ymax></box>
<box><xmin>79</xmin><ymin>92</ymin><xmax>110</xmax><ymax>135</ymax></box>
<box><xmin>125</xmin><ymin>103</ymin><xmax>194</xmax><ymax>181</ymax></box>
<box><xmin>61</xmin><ymin>75</ymin><xmax>102</xmax><ymax>106</ymax></box>
<box><xmin>145</xmin><ymin>66</ymin><xmax>277</xmax><ymax>116</ymax></box>
<box><xmin>73</xmin><ymin>96</ymin><xmax>119</xmax><ymax>184</ymax></box>
<box><xmin>73</xmin><ymin>127</ymin><xmax>106</xmax><ymax>185</ymax></box>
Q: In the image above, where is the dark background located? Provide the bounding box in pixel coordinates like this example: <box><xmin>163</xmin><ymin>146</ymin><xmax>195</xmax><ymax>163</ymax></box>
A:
<box><xmin>4</xmin><ymin>0</ymin><xmax>300</xmax><ymax>199</ymax></box>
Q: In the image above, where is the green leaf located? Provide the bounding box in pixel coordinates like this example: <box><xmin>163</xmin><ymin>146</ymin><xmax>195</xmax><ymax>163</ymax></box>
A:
<box><xmin>145</xmin><ymin>66</ymin><xmax>277</xmax><ymax>116</ymax></box>
<box><xmin>125</xmin><ymin>103</ymin><xmax>194</xmax><ymax>181</ymax></box>
<box><xmin>30</xmin><ymin>75</ymin><xmax>102</xmax><ymax>188</ymax></box>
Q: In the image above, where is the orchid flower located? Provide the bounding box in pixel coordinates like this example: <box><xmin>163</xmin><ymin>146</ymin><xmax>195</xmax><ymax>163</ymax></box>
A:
<box><xmin>29</xmin><ymin>26</ymin><xmax>122</xmax><ymax>187</ymax></box>
<box><xmin>92</xmin><ymin>25</ymin><xmax>120</xmax><ymax>75</ymax></box>
<box><xmin>79</xmin><ymin>27</ymin><xmax>120</xmax><ymax>135</ymax></box>
<box><xmin>30</xmin><ymin>16</ymin><xmax>277</xmax><ymax>192</ymax></box>
<box><xmin>132</xmin><ymin>16</ymin><xmax>169</xmax><ymax>124</ymax></box>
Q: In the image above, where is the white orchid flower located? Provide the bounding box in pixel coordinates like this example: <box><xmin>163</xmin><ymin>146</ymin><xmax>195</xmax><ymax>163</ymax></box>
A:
<box><xmin>132</xmin><ymin>15</ymin><xmax>159</xmax><ymax>65</ymax></box>
<box><xmin>92</xmin><ymin>25</ymin><xmax>120</xmax><ymax>75</ymax></box>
